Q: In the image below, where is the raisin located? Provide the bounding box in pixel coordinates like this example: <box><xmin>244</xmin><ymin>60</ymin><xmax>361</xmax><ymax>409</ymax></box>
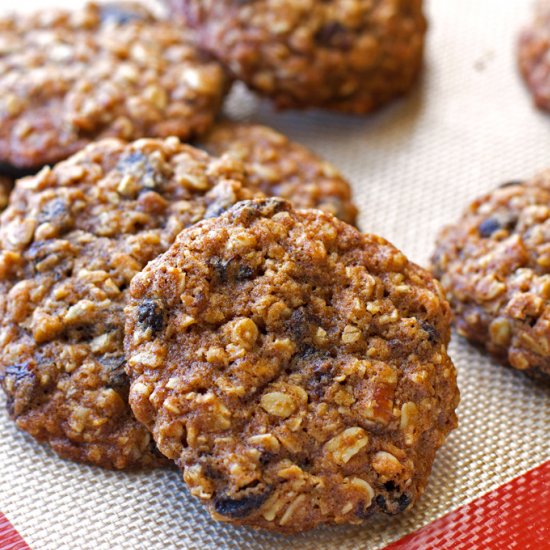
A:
<box><xmin>397</xmin><ymin>493</ymin><xmax>411</xmax><ymax>511</ymax></box>
<box><xmin>99</xmin><ymin>3</ymin><xmax>151</xmax><ymax>25</ymax></box>
<box><xmin>38</xmin><ymin>198</ymin><xmax>70</xmax><ymax>224</ymax></box>
<box><xmin>236</xmin><ymin>265</ymin><xmax>254</xmax><ymax>281</ymax></box>
<box><xmin>355</xmin><ymin>500</ymin><xmax>376</xmax><ymax>520</ymax></box>
<box><xmin>2</xmin><ymin>362</ymin><xmax>33</xmax><ymax>383</ymax></box>
<box><xmin>375</xmin><ymin>493</ymin><xmax>411</xmax><ymax>514</ymax></box>
<box><xmin>1</xmin><ymin>362</ymin><xmax>37</xmax><ymax>417</ymax></box>
<box><xmin>288</xmin><ymin>307</ymin><xmax>314</xmax><ymax>340</ymax></box>
<box><xmin>137</xmin><ymin>299</ymin><xmax>164</xmax><ymax>334</ymax></box>
<box><xmin>99</xmin><ymin>354</ymin><xmax>127</xmax><ymax>390</ymax></box>
<box><xmin>375</xmin><ymin>494</ymin><xmax>388</xmax><ymax>513</ymax></box>
<box><xmin>204</xmin><ymin>201</ymin><xmax>231</xmax><ymax>220</ymax></box>
<box><xmin>383</xmin><ymin>480</ymin><xmax>397</xmax><ymax>491</ymax></box>
<box><xmin>315</xmin><ymin>22</ymin><xmax>352</xmax><ymax>49</ymax></box>
<box><xmin>478</xmin><ymin>218</ymin><xmax>501</xmax><ymax>237</ymax></box>
<box><xmin>214</xmin><ymin>489</ymin><xmax>272</xmax><ymax>518</ymax></box>
<box><xmin>421</xmin><ymin>321</ymin><xmax>440</xmax><ymax>343</ymax></box>
<box><xmin>209</xmin><ymin>257</ymin><xmax>255</xmax><ymax>282</ymax></box>
<box><xmin>36</xmin><ymin>198</ymin><xmax>73</xmax><ymax>235</ymax></box>
<box><xmin>259</xmin><ymin>452</ymin><xmax>275</xmax><ymax>466</ymax></box>
<box><xmin>229</xmin><ymin>199</ymin><xmax>290</xmax><ymax>224</ymax></box>
<box><xmin>478</xmin><ymin>213</ymin><xmax>517</xmax><ymax>237</ymax></box>
<box><xmin>210</xmin><ymin>257</ymin><xmax>231</xmax><ymax>282</ymax></box>
<box><xmin>298</xmin><ymin>345</ymin><xmax>318</xmax><ymax>359</ymax></box>
<box><xmin>116</xmin><ymin>151</ymin><xmax>164</xmax><ymax>191</ymax></box>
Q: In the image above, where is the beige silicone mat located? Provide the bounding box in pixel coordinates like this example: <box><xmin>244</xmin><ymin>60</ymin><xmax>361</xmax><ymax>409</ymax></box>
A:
<box><xmin>1</xmin><ymin>1</ymin><xmax>550</xmax><ymax>548</ymax></box>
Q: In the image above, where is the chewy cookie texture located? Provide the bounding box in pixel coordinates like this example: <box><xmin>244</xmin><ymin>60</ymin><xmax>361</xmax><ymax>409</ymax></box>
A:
<box><xmin>168</xmin><ymin>0</ymin><xmax>427</xmax><ymax>113</ymax></box>
<box><xmin>432</xmin><ymin>175</ymin><xmax>550</xmax><ymax>381</ymax></box>
<box><xmin>199</xmin><ymin>121</ymin><xmax>358</xmax><ymax>225</ymax></box>
<box><xmin>0</xmin><ymin>1</ymin><xmax>229</xmax><ymax>172</ymax></box>
<box><xmin>0</xmin><ymin>137</ymin><xmax>262</xmax><ymax>469</ymax></box>
<box><xmin>125</xmin><ymin>199</ymin><xmax>459</xmax><ymax>533</ymax></box>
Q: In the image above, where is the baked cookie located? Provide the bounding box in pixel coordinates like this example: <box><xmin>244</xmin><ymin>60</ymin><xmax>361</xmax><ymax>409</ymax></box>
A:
<box><xmin>0</xmin><ymin>2</ymin><xmax>229</xmax><ymax>172</ymax></box>
<box><xmin>199</xmin><ymin>121</ymin><xmax>358</xmax><ymax>225</ymax></box>
<box><xmin>166</xmin><ymin>0</ymin><xmax>427</xmax><ymax>113</ymax></box>
<box><xmin>0</xmin><ymin>138</ymin><xmax>261</xmax><ymax>469</ymax></box>
<box><xmin>432</xmin><ymin>176</ymin><xmax>550</xmax><ymax>381</ymax></box>
<box><xmin>125</xmin><ymin>199</ymin><xmax>458</xmax><ymax>533</ymax></box>
<box><xmin>0</xmin><ymin>175</ymin><xmax>13</xmax><ymax>210</ymax></box>
<box><xmin>519</xmin><ymin>0</ymin><xmax>550</xmax><ymax>112</ymax></box>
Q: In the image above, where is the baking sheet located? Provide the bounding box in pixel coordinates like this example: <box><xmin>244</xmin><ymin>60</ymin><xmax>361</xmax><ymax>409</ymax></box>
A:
<box><xmin>1</xmin><ymin>0</ymin><xmax>549</xmax><ymax>548</ymax></box>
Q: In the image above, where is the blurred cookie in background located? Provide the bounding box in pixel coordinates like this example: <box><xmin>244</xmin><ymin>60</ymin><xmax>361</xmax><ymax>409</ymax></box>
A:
<box><xmin>199</xmin><ymin>121</ymin><xmax>358</xmax><ymax>225</ymax></box>
<box><xmin>432</xmin><ymin>175</ymin><xmax>550</xmax><ymax>382</ymax></box>
<box><xmin>0</xmin><ymin>2</ymin><xmax>230</xmax><ymax>174</ymax></box>
<box><xmin>167</xmin><ymin>0</ymin><xmax>427</xmax><ymax>113</ymax></box>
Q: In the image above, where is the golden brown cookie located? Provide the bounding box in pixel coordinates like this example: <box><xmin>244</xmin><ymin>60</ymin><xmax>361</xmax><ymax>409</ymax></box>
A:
<box><xmin>432</xmin><ymin>175</ymin><xmax>550</xmax><ymax>381</ymax></box>
<box><xmin>0</xmin><ymin>2</ymin><xmax>229</xmax><ymax>172</ymax></box>
<box><xmin>199</xmin><ymin>121</ymin><xmax>358</xmax><ymax>225</ymax></box>
<box><xmin>0</xmin><ymin>137</ymin><xmax>262</xmax><ymax>469</ymax></box>
<box><xmin>166</xmin><ymin>0</ymin><xmax>426</xmax><ymax>113</ymax></box>
<box><xmin>125</xmin><ymin>198</ymin><xmax>458</xmax><ymax>533</ymax></box>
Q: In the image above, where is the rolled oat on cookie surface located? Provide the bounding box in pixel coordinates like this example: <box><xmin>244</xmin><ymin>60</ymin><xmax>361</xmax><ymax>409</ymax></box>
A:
<box><xmin>166</xmin><ymin>0</ymin><xmax>427</xmax><ymax>113</ymax></box>
<box><xmin>125</xmin><ymin>198</ymin><xmax>459</xmax><ymax>533</ymax></box>
<box><xmin>199</xmin><ymin>121</ymin><xmax>358</xmax><ymax>225</ymax></box>
<box><xmin>432</xmin><ymin>175</ymin><xmax>550</xmax><ymax>382</ymax></box>
<box><xmin>0</xmin><ymin>137</ymin><xmax>263</xmax><ymax>469</ymax></box>
<box><xmin>0</xmin><ymin>1</ymin><xmax>230</xmax><ymax>173</ymax></box>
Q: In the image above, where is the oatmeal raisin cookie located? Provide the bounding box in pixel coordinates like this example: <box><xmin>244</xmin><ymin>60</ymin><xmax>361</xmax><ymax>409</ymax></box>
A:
<box><xmin>0</xmin><ymin>2</ymin><xmax>229</xmax><ymax>172</ymax></box>
<box><xmin>199</xmin><ymin>121</ymin><xmax>358</xmax><ymax>225</ymax></box>
<box><xmin>125</xmin><ymin>198</ymin><xmax>458</xmax><ymax>532</ymax></box>
<box><xmin>166</xmin><ymin>0</ymin><xmax>427</xmax><ymax>113</ymax></box>
<box><xmin>0</xmin><ymin>137</ymin><xmax>261</xmax><ymax>469</ymax></box>
<box><xmin>432</xmin><ymin>175</ymin><xmax>550</xmax><ymax>380</ymax></box>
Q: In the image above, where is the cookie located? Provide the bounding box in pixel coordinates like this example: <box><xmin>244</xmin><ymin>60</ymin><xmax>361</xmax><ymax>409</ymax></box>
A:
<box><xmin>0</xmin><ymin>2</ymin><xmax>229</xmax><ymax>172</ymax></box>
<box><xmin>166</xmin><ymin>0</ymin><xmax>427</xmax><ymax>113</ymax></box>
<box><xmin>519</xmin><ymin>0</ymin><xmax>550</xmax><ymax>112</ymax></box>
<box><xmin>0</xmin><ymin>175</ymin><xmax>13</xmax><ymax>210</ymax></box>
<box><xmin>0</xmin><ymin>137</ymin><xmax>262</xmax><ymax>469</ymax></box>
<box><xmin>432</xmin><ymin>175</ymin><xmax>550</xmax><ymax>381</ymax></box>
<box><xmin>199</xmin><ymin>121</ymin><xmax>358</xmax><ymax>225</ymax></box>
<box><xmin>125</xmin><ymin>198</ymin><xmax>458</xmax><ymax>533</ymax></box>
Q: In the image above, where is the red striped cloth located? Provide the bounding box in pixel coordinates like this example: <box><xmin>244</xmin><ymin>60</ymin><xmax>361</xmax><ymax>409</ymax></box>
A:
<box><xmin>385</xmin><ymin>461</ymin><xmax>550</xmax><ymax>549</ymax></box>
<box><xmin>0</xmin><ymin>513</ymin><xmax>30</xmax><ymax>550</ymax></box>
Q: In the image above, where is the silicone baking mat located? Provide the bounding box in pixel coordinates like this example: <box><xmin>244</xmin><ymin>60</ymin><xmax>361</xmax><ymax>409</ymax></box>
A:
<box><xmin>1</xmin><ymin>1</ymin><xmax>549</xmax><ymax>548</ymax></box>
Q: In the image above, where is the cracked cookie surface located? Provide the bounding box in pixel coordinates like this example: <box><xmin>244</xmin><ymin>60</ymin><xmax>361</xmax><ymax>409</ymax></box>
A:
<box><xmin>0</xmin><ymin>137</ymin><xmax>261</xmax><ymax>469</ymax></box>
<box><xmin>125</xmin><ymin>198</ymin><xmax>458</xmax><ymax>533</ymax></box>
<box><xmin>0</xmin><ymin>2</ymin><xmax>229</xmax><ymax>171</ymax></box>
<box><xmin>199</xmin><ymin>121</ymin><xmax>358</xmax><ymax>225</ymax></box>
<box><xmin>432</xmin><ymin>175</ymin><xmax>550</xmax><ymax>381</ymax></box>
<box><xmin>166</xmin><ymin>0</ymin><xmax>426</xmax><ymax>113</ymax></box>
